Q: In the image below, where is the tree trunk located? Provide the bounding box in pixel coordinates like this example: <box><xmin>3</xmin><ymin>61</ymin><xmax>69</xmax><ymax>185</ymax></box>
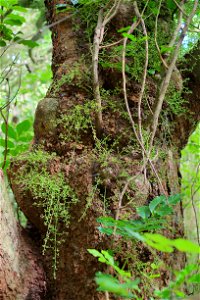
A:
<box><xmin>0</xmin><ymin>169</ymin><xmax>46</xmax><ymax>299</ymax></box>
<box><xmin>7</xmin><ymin>1</ymin><xmax>200</xmax><ymax>299</ymax></box>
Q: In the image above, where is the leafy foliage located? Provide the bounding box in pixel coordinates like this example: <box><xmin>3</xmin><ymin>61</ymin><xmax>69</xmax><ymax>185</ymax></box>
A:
<box><xmin>89</xmin><ymin>195</ymin><xmax>200</xmax><ymax>299</ymax></box>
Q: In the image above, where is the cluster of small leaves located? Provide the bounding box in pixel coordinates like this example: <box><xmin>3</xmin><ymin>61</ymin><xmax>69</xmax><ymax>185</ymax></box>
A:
<box><xmin>0</xmin><ymin>0</ymin><xmax>39</xmax><ymax>48</ymax></box>
<box><xmin>59</xmin><ymin>100</ymin><xmax>96</xmax><ymax>141</ymax></box>
<box><xmin>136</xmin><ymin>194</ymin><xmax>181</xmax><ymax>219</ymax></box>
<box><xmin>165</xmin><ymin>85</ymin><xmax>188</xmax><ymax>115</ymax></box>
<box><xmin>17</xmin><ymin>150</ymin><xmax>78</xmax><ymax>278</ymax></box>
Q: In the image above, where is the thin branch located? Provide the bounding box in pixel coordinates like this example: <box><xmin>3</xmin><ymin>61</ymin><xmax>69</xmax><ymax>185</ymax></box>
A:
<box><xmin>154</xmin><ymin>0</ymin><xmax>169</xmax><ymax>69</ymax></box>
<box><xmin>172</xmin><ymin>0</ymin><xmax>188</xmax><ymax>17</ymax></box>
<box><xmin>149</xmin><ymin>0</ymin><xmax>198</xmax><ymax>154</ymax></box>
<box><xmin>100</xmin><ymin>38</ymin><xmax>123</xmax><ymax>49</ymax></box>
<box><xmin>133</xmin><ymin>2</ymin><xmax>149</xmax><ymax>147</ymax></box>
<box><xmin>121</xmin><ymin>12</ymin><xmax>166</xmax><ymax>194</ymax></box>
<box><xmin>92</xmin><ymin>8</ymin><xmax>104</xmax><ymax>135</ymax></box>
<box><xmin>103</xmin><ymin>0</ymin><xmax>123</xmax><ymax>27</ymax></box>
<box><xmin>0</xmin><ymin>54</ymin><xmax>19</xmax><ymax>85</ymax></box>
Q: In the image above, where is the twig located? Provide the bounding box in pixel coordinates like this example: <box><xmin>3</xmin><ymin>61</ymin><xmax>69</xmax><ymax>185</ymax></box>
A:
<box><xmin>100</xmin><ymin>38</ymin><xmax>123</xmax><ymax>49</ymax></box>
<box><xmin>121</xmin><ymin>2</ymin><xmax>166</xmax><ymax>194</ymax></box>
<box><xmin>103</xmin><ymin>0</ymin><xmax>123</xmax><ymax>27</ymax></box>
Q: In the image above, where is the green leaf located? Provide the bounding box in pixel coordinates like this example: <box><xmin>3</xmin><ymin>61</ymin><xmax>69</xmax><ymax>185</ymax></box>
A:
<box><xmin>0</xmin><ymin>40</ymin><xmax>6</xmax><ymax>47</ymax></box>
<box><xmin>144</xmin><ymin>233</ymin><xmax>174</xmax><ymax>252</ymax></box>
<box><xmin>12</xmin><ymin>6</ymin><xmax>27</xmax><ymax>12</ymax></box>
<box><xmin>17</xmin><ymin>134</ymin><xmax>33</xmax><ymax>142</ymax></box>
<box><xmin>95</xmin><ymin>272</ymin><xmax>133</xmax><ymax>297</ymax></box>
<box><xmin>4</xmin><ymin>14</ymin><xmax>25</xmax><ymax>26</ymax></box>
<box><xmin>149</xmin><ymin>196</ymin><xmax>166</xmax><ymax>213</ymax></box>
<box><xmin>87</xmin><ymin>249</ymin><xmax>102</xmax><ymax>258</ymax></box>
<box><xmin>16</xmin><ymin>119</ymin><xmax>31</xmax><ymax>136</ymax></box>
<box><xmin>1</xmin><ymin>123</ymin><xmax>17</xmax><ymax>140</ymax></box>
<box><xmin>167</xmin><ymin>0</ymin><xmax>176</xmax><ymax>10</ymax></box>
<box><xmin>117</xmin><ymin>26</ymin><xmax>131</xmax><ymax>33</ymax></box>
<box><xmin>137</xmin><ymin>206</ymin><xmax>151</xmax><ymax>219</ymax></box>
<box><xmin>122</xmin><ymin>33</ymin><xmax>137</xmax><ymax>41</ymax></box>
<box><xmin>188</xmin><ymin>273</ymin><xmax>200</xmax><ymax>283</ymax></box>
<box><xmin>156</xmin><ymin>205</ymin><xmax>173</xmax><ymax>216</ymax></box>
<box><xmin>160</xmin><ymin>45</ymin><xmax>174</xmax><ymax>54</ymax></box>
<box><xmin>0</xmin><ymin>138</ymin><xmax>15</xmax><ymax>148</ymax></box>
<box><xmin>168</xmin><ymin>194</ymin><xmax>181</xmax><ymax>205</ymax></box>
<box><xmin>1</xmin><ymin>0</ymin><xmax>18</xmax><ymax>8</ymax></box>
<box><xmin>172</xmin><ymin>239</ymin><xmax>200</xmax><ymax>253</ymax></box>
<box><xmin>19</xmin><ymin>40</ymin><xmax>39</xmax><ymax>48</ymax></box>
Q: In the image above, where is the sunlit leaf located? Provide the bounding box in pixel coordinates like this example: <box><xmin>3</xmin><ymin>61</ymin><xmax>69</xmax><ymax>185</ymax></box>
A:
<box><xmin>172</xmin><ymin>239</ymin><xmax>200</xmax><ymax>253</ymax></box>
<box><xmin>16</xmin><ymin>119</ymin><xmax>31</xmax><ymax>136</ymax></box>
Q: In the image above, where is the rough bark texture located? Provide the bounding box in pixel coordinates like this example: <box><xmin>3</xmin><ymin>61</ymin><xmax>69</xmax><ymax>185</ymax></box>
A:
<box><xmin>7</xmin><ymin>1</ymin><xmax>200</xmax><ymax>299</ymax></box>
<box><xmin>0</xmin><ymin>169</ymin><xmax>46</xmax><ymax>300</ymax></box>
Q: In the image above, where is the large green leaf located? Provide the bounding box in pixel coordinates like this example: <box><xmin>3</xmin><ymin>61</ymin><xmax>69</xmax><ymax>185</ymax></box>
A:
<box><xmin>4</xmin><ymin>14</ymin><xmax>25</xmax><ymax>26</ymax></box>
<box><xmin>16</xmin><ymin>119</ymin><xmax>31</xmax><ymax>136</ymax></box>
<box><xmin>172</xmin><ymin>239</ymin><xmax>200</xmax><ymax>253</ymax></box>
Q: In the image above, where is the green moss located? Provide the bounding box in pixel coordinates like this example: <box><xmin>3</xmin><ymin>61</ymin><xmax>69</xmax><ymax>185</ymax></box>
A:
<box><xmin>58</xmin><ymin>100</ymin><xmax>97</xmax><ymax>141</ymax></box>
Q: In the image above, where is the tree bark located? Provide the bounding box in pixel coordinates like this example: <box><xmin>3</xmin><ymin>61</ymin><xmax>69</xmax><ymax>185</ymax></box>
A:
<box><xmin>0</xmin><ymin>169</ymin><xmax>46</xmax><ymax>300</ymax></box>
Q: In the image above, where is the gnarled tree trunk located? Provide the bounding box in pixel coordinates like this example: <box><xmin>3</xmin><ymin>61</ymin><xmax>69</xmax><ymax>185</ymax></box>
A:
<box><xmin>8</xmin><ymin>1</ymin><xmax>200</xmax><ymax>299</ymax></box>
